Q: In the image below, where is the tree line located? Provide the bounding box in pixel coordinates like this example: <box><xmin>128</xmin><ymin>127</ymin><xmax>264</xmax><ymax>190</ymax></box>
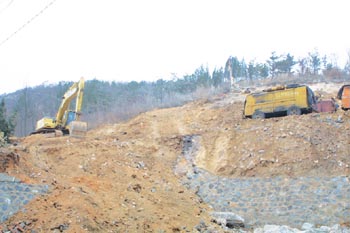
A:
<box><xmin>225</xmin><ymin>50</ymin><xmax>350</xmax><ymax>81</ymax></box>
<box><xmin>1</xmin><ymin>73</ymin><xmax>230</xmax><ymax>137</ymax></box>
<box><xmin>1</xmin><ymin>49</ymin><xmax>350</xmax><ymax>138</ymax></box>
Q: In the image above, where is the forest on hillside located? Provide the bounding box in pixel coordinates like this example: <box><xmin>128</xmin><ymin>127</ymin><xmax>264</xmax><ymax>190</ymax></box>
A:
<box><xmin>1</xmin><ymin>50</ymin><xmax>350</xmax><ymax>137</ymax></box>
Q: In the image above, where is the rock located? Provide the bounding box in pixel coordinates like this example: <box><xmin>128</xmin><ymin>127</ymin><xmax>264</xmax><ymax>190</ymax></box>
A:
<box><xmin>329</xmin><ymin>224</ymin><xmax>349</xmax><ymax>233</ymax></box>
<box><xmin>243</xmin><ymin>89</ymin><xmax>251</xmax><ymax>94</ymax></box>
<box><xmin>318</xmin><ymin>226</ymin><xmax>331</xmax><ymax>232</ymax></box>
<box><xmin>254</xmin><ymin>228</ymin><xmax>264</xmax><ymax>233</ymax></box>
<box><xmin>50</xmin><ymin>223</ymin><xmax>69</xmax><ymax>231</ymax></box>
<box><xmin>336</xmin><ymin>116</ymin><xmax>343</xmax><ymax>123</ymax></box>
<box><xmin>301</xmin><ymin>222</ymin><xmax>314</xmax><ymax>230</ymax></box>
<box><xmin>227</xmin><ymin>218</ymin><xmax>245</xmax><ymax>228</ymax></box>
<box><xmin>195</xmin><ymin>220</ymin><xmax>207</xmax><ymax>232</ymax></box>
<box><xmin>210</xmin><ymin>212</ymin><xmax>244</xmax><ymax>229</ymax></box>
<box><xmin>127</xmin><ymin>184</ymin><xmax>142</xmax><ymax>193</ymax></box>
<box><xmin>256</xmin><ymin>225</ymin><xmax>301</xmax><ymax>233</ymax></box>
<box><xmin>136</xmin><ymin>161</ymin><xmax>145</xmax><ymax>169</ymax></box>
<box><xmin>254</xmin><ymin>224</ymin><xmax>350</xmax><ymax>233</ymax></box>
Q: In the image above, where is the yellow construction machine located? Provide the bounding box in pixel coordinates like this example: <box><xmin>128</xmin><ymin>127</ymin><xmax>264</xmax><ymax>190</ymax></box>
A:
<box><xmin>31</xmin><ymin>77</ymin><xmax>88</xmax><ymax>137</ymax></box>
<box><xmin>244</xmin><ymin>84</ymin><xmax>317</xmax><ymax>119</ymax></box>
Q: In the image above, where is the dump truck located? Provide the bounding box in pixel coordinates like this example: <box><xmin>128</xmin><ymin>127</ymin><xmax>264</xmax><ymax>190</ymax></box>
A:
<box><xmin>244</xmin><ymin>84</ymin><xmax>317</xmax><ymax>119</ymax></box>
<box><xmin>337</xmin><ymin>84</ymin><xmax>350</xmax><ymax>110</ymax></box>
<box><xmin>31</xmin><ymin>77</ymin><xmax>88</xmax><ymax>137</ymax></box>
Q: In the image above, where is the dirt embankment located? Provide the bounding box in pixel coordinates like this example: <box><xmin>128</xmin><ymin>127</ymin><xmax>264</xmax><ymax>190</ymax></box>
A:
<box><xmin>1</xmin><ymin>82</ymin><xmax>350</xmax><ymax>232</ymax></box>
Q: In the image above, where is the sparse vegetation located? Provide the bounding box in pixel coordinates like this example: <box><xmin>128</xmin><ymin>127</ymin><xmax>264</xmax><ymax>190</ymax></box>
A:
<box><xmin>1</xmin><ymin>50</ymin><xmax>350</xmax><ymax>137</ymax></box>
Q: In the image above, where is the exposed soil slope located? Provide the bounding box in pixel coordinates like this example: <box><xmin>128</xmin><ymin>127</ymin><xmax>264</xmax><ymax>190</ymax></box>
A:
<box><xmin>1</xmin><ymin>82</ymin><xmax>349</xmax><ymax>232</ymax></box>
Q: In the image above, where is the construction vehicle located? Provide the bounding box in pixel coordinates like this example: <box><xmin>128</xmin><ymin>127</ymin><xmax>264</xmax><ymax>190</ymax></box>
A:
<box><xmin>337</xmin><ymin>84</ymin><xmax>350</xmax><ymax>110</ymax></box>
<box><xmin>31</xmin><ymin>77</ymin><xmax>88</xmax><ymax>137</ymax></box>
<box><xmin>244</xmin><ymin>84</ymin><xmax>317</xmax><ymax>119</ymax></box>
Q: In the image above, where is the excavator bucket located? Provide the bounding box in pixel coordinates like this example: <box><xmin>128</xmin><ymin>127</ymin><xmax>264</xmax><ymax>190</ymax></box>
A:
<box><xmin>68</xmin><ymin>121</ymin><xmax>88</xmax><ymax>137</ymax></box>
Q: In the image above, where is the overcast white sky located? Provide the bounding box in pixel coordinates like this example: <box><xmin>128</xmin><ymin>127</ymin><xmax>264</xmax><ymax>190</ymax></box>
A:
<box><xmin>0</xmin><ymin>0</ymin><xmax>349</xmax><ymax>94</ymax></box>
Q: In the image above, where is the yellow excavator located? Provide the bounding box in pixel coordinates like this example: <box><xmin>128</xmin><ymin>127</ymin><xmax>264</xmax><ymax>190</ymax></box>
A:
<box><xmin>31</xmin><ymin>77</ymin><xmax>88</xmax><ymax>137</ymax></box>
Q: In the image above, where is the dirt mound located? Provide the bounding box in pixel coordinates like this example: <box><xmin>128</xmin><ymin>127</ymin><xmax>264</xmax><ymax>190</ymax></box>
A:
<box><xmin>196</xmin><ymin>110</ymin><xmax>350</xmax><ymax>177</ymax></box>
<box><xmin>1</xmin><ymin>83</ymin><xmax>350</xmax><ymax>231</ymax></box>
<box><xmin>2</xmin><ymin>128</ymin><xmax>217</xmax><ymax>232</ymax></box>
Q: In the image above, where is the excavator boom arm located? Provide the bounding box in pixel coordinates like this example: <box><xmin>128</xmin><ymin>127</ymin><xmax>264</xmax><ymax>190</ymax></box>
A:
<box><xmin>55</xmin><ymin>77</ymin><xmax>84</xmax><ymax>125</ymax></box>
<box><xmin>75</xmin><ymin>78</ymin><xmax>85</xmax><ymax>120</ymax></box>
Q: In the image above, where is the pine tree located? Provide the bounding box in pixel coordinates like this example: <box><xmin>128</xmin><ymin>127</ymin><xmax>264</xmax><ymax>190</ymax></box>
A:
<box><xmin>0</xmin><ymin>98</ymin><xmax>15</xmax><ymax>142</ymax></box>
<box><xmin>267</xmin><ymin>51</ymin><xmax>280</xmax><ymax>78</ymax></box>
<box><xmin>308</xmin><ymin>50</ymin><xmax>321</xmax><ymax>75</ymax></box>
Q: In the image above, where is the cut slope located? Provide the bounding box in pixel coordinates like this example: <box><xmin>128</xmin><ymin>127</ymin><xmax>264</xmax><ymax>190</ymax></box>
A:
<box><xmin>1</xmin><ymin>83</ymin><xmax>350</xmax><ymax>231</ymax></box>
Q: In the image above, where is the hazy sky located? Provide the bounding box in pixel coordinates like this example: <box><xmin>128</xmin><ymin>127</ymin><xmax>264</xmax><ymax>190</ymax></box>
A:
<box><xmin>0</xmin><ymin>0</ymin><xmax>349</xmax><ymax>94</ymax></box>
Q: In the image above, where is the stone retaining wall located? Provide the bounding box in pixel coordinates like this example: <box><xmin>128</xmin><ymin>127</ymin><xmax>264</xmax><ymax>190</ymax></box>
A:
<box><xmin>180</xmin><ymin>135</ymin><xmax>350</xmax><ymax>228</ymax></box>
<box><xmin>0</xmin><ymin>173</ymin><xmax>49</xmax><ymax>223</ymax></box>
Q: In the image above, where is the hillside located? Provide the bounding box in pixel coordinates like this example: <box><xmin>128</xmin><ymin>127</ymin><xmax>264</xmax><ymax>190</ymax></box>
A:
<box><xmin>0</xmin><ymin>82</ymin><xmax>349</xmax><ymax>232</ymax></box>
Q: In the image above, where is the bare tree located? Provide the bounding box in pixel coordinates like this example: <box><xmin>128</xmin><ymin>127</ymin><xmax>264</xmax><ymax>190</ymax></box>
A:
<box><xmin>344</xmin><ymin>50</ymin><xmax>350</xmax><ymax>75</ymax></box>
